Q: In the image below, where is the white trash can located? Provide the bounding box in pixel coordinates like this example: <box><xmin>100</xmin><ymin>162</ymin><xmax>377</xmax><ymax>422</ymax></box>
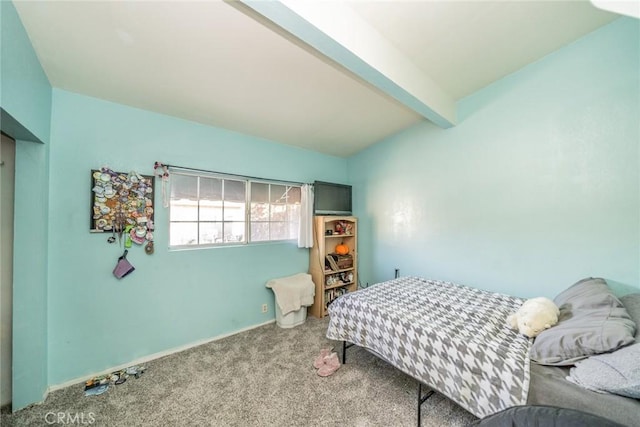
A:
<box><xmin>275</xmin><ymin>303</ymin><xmax>307</xmax><ymax>328</ymax></box>
<box><xmin>266</xmin><ymin>273</ymin><xmax>315</xmax><ymax>329</ymax></box>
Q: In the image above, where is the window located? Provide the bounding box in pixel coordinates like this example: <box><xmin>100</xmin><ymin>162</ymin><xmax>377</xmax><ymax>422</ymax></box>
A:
<box><xmin>169</xmin><ymin>171</ymin><xmax>301</xmax><ymax>247</ymax></box>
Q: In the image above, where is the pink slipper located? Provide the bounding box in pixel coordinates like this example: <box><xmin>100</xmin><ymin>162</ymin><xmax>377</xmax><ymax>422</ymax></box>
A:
<box><xmin>313</xmin><ymin>347</ymin><xmax>334</xmax><ymax>369</ymax></box>
<box><xmin>317</xmin><ymin>352</ymin><xmax>341</xmax><ymax>377</ymax></box>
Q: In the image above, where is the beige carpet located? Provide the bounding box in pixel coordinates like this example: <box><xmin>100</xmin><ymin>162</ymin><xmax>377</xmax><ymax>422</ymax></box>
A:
<box><xmin>1</xmin><ymin>317</ymin><xmax>477</xmax><ymax>426</ymax></box>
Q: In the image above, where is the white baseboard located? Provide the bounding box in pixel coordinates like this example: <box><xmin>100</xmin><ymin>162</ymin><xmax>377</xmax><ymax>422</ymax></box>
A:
<box><xmin>48</xmin><ymin>319</ymin><xmax>276</xmax><ymax>393</ymax></box>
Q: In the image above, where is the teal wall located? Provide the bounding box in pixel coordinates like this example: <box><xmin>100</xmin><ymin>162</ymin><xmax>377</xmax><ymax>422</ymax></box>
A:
<box><xmin>0</xmin><ymin>0</ymin><xmax>51</xmax><ymax>410</ymax></box>
<box><xmin>0</xmin><ymin>0</ymin><xmax>51</xmax><ymax>143</ymax></box>
<box><xmin>349</xmin><ymin>17</ymin><xmax>640</xmax><ymax>298</ymax></box>
<box><xmin>47</xmin><ymin>89</ymin><xmax>347</xmax><ymax>385</ymax></box>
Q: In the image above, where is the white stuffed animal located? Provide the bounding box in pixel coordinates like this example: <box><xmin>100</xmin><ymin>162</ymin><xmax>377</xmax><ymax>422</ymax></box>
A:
<box><xmin>507</xmin><ymin>297</ymin><xmax>560</xmax><ymax>338</ymax></box>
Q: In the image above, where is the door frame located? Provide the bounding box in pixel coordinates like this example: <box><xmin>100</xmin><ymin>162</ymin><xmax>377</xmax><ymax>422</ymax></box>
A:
<box><xmin>0</xmin><ymin>132</ymin><xmax>16</xmax><ymax>409</ymax></box>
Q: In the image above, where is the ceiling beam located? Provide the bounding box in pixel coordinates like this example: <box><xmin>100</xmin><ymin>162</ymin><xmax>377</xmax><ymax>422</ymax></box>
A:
<box><xmin>237</xmin><ymin>0</ymin><xmax>457</xmax><ymax>128</ymax></box>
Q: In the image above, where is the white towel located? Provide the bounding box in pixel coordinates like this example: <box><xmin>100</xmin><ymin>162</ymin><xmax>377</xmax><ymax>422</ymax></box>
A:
<box><xmin>266</xmin><ymin>273</ymin><xmax>315</xmax><ymax>316</ymax></box>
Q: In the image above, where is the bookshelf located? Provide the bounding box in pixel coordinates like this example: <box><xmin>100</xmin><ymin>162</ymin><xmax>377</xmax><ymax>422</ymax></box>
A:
<box><xmin>308</xmin><ymin>216</ymin><xmax>357</xmax><ymax>318</ymax></box>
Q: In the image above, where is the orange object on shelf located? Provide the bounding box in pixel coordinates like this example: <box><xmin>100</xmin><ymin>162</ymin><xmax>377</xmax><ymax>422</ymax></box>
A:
<box><xmin>335</xmin><ymin>243</ymin><xmax>349</xmax><ymax>255</ymax></box>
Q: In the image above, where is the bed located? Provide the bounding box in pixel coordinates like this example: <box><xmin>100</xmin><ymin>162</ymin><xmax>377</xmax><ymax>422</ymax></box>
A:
<box><xmin>326</xmin><ymin>276</ymin><xmax>640</xmax><ymax>427</ymax></box>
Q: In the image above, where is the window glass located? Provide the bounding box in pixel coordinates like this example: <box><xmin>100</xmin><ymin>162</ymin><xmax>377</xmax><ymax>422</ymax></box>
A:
<box><xmin>199</xmin><ymin>177</ymin><xmax>222</xmax><ymax>221</ymax></box>
<box><xmin>170</xmin><ymin>174</ymin><xmax>198</xmax><ymax>200</ymax></box>
<box><xmin>224</xmin><ymin>180</ymin><xmax>246</xmax><ymax>222</ymax></box>
<box><xmin>199</xmin><ymin>222</ymin><xmax>222</xmax><ymax>245</ymax></box>
<box><xmin>170</xmin><ymin>174</ymin><xmax>198</xmax><ymax>222</ymax></box>
<box><xmin>169</xmin><ymin>222</ymin><xmax>198</xmax><ymax>246</ymax></box>
<box><xmin>250</xmin><ymin>222</ymin><xmax>269</xmax><ymax>242</ymax></box>
<box><xmin>251</xmin><ymin>182</ymin><xmax>269</xmax><ymax>222</ymax></box>
<box><xmin>224</xmin><ymin>222</ymin><xmax>245</xmax><ymax>243</ymax></box>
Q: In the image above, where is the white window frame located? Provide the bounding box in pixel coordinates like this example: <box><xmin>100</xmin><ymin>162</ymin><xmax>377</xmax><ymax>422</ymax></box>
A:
<box><xmin>168</xmin><ymin>170</ymin><xmax>302</xmax><ymax>249</ymax></box>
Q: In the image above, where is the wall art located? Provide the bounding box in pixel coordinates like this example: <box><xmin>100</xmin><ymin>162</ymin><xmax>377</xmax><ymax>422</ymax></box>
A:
<box><xmin>90</xmin><ymin>168</ymin><xmax>155</xmax><ymax>249</ymax></box>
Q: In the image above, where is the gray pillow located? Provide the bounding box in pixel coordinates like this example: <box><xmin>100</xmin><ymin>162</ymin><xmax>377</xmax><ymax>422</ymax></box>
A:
<box><xmin>567</xmin><ymin>342</ymin><xmax>640</xmax><ymax>398</ymax></box>
<box><xmin>530</xmin><ymin>278</ymin><xmax>636</xmax><ymax>366</ymax></box>
<box><xmin>621</xmin><ymin>293</ymin><xmax>640</xmax><ymax>339</ymax></box>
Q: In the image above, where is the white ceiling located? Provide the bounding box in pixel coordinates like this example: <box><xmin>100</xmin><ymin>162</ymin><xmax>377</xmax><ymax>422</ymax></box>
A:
<box><xmin>13</xmin><ymin>1</ymin><xmax>618</xmax><ymax>157</ymax></box>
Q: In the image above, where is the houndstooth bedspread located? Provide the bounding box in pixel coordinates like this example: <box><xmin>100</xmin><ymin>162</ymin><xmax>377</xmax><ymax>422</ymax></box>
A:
<box><xmin>326</xmin><ymin>277</ymin><xmax>531</xmax><ymax>419</ymax></box>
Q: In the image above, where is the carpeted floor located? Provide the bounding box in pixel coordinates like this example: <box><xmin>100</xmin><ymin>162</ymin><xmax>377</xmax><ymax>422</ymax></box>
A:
<box><xmin>1</xmin><ymin>317</ymin><xmax>477</xmax><ymax>426</ymax></box>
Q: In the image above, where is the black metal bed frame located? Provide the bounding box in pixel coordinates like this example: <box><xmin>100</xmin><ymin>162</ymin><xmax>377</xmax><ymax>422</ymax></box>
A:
<box><xmin>341</xmin><ymin>340</ymin><xmax>435</xmax><ymax>427</ymax></box>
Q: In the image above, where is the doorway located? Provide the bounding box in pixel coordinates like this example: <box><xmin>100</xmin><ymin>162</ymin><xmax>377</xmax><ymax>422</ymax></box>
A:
<box><xmin>0</xmin><ymin>133</ymin><xmax>16</xmax><ymax>408</ymax></box>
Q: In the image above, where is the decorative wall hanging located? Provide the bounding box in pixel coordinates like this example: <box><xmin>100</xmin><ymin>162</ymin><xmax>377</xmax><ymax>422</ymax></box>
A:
<box><xmin>90</xmin><ymin>168</ymin><xmax>155</xmax><ymax>252</ymax></box>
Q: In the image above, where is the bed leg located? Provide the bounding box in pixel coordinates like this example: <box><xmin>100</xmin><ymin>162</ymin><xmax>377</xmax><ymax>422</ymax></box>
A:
<box><xmin>341</xmin><ymin>341</ymin><xmax>354</xmax><ymax>364</ymax></box>
<box><xmin>417</xmin><ymin>382</ymin><xmax>434</xmax><ymax>427</ymax></box>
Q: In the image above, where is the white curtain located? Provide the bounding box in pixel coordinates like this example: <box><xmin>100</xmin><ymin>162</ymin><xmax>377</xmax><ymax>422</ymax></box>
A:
<box><xmin>298</xmin><ymin>184</ymin><xmax>314</xmax><ymax>248</ymax></box>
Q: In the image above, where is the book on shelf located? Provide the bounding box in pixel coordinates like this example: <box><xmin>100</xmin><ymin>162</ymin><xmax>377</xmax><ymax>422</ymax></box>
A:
<box><xmin>325</xmin><ymin>254</ymin><xmax>339</xmax><ymax>271</ymax></box>
<box><xmin>324</xmin><ymin>287</ymin><xmax>349</xmax><ymax>310</ymax></box>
